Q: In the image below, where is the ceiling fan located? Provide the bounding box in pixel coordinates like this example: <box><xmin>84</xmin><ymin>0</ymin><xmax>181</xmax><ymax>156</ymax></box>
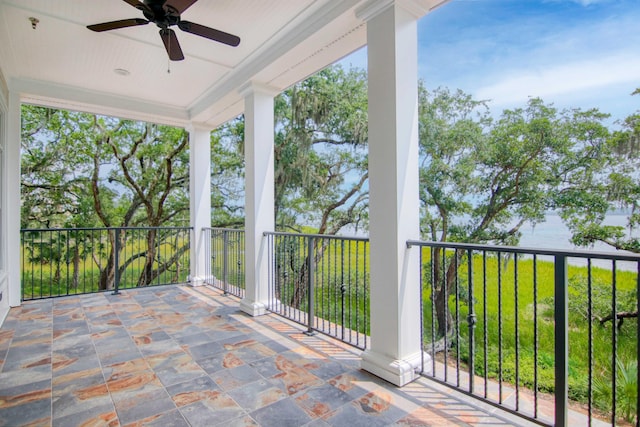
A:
<box><xmin>87</xmin><ymin>0</ymin><xmax>240</xmax><ymax>61</ymax></box>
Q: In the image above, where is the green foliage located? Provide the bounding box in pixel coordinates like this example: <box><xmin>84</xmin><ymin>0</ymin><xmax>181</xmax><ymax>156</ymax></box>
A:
<box><xmin>21</xmin><ymin>106</ymin><xmax>191</xmax><ymax>290</ymax></box>
<box><xmin>593</xmin><ymin>358</ymin><xmax>638</xmax><ymax>423</ymax></box>
<box><xmin>21</xmin><ymin>106</ymin><xmax>190</xmax><ymax>229</ymax></box>
<box><xmin>273</xmin><ymin>65</ymin><xmax>369</xmax><ymax>234</ymax></box>
<box><xmin>419</xmin><ymin>87</ymin><xmax>611</xmax><ymax>246</ymax></box>
<box><xmin>557</xmin><ymin>89</ymin><xmax>640</xmax><ymax>253</ymax></box>
<box><xmin>421</xmin><ymin>249</ymin><xmax>638</xmax><ymax>421</ymax></box>
<box><xmin>210</xmin><ymin>120</ymin><xmax>246</xmax><ymax>228</ymax></box>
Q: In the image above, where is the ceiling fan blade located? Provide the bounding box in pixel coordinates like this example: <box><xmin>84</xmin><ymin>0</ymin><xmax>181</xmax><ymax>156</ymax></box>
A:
<box><xmin>164</xmin><ymin>0</ymin><xmax>198</xmax><ymax>14</ymax></box>
<box><xmin>178</xmin><ymin>21</ymin><xmax>240</xmax><ymax>47</ymax></box>
<box><xmin>160</xmin><ymin>29</ymin><xmax>185</xmax><ymax>61</ymax></box>
<box><xmin>122</xmin><ymin>0</ymin><xmax>153</xmax><ymax>14</ymax></box>
<box><xmin>87</xmin><ymin>18</ymin><xmax>149</xmax><ymax>32</ymax></box>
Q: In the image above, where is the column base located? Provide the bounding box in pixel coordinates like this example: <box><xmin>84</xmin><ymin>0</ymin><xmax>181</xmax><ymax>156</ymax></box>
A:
<box><xmin>188</xmin><ymin>276</ymin><xmax>205</xmax><ymax>287</ymax></box>
<box><xmin>360</xmin><ymin>349</ymin><xmax>432</xmax><ymax>387</ymax></box>
<box><xmin>239</xmin><ymin>299</ymin><xmax>267</xmax><ymax>317</ymax></box>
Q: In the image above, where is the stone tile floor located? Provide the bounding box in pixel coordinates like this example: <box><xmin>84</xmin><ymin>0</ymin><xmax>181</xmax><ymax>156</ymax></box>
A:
<box><xmin>0</xmin><ymin>285</ymin><xmax>537</xmax><ymax>427</ymax></box>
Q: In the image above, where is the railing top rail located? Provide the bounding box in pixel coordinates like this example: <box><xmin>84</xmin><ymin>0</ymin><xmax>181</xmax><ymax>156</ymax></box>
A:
<box><xmin>204</xmin><ymin>227</ymin><xmax>245</xmax><ymax>233</ymax></box>
<box><xmin>22</xmin><ymin>226</ymin><xmax>193</xmax><ymax>232</ymax></box>
<box><xmin>264</xmin><ymin>230</ymin><xmax>370</xmax><ymax>242</ymax></box>
<box><xmin>407</xmin><ymin>239</ymin><xmax>640</xmax><ymax>262</ymax></box>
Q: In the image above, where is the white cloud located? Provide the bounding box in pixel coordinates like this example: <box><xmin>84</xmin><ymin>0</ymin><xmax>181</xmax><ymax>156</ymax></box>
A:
<box><xmin>475</xmin><ymin>53</ymin><xmax>640</xmax><ymax>107</ymax></box>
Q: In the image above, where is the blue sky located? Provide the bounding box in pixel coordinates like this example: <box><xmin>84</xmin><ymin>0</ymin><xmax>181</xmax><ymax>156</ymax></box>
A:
<box><xmin>341</xmin><ymin>0</ymin><xmax>640</xmax><ymax>123</ymax></box>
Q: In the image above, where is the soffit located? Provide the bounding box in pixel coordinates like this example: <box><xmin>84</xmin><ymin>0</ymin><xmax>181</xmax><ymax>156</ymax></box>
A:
<box><xmin>0</xmin><ymin>0</ymin><xmax>449</xmax><ymax>128</ymax></box>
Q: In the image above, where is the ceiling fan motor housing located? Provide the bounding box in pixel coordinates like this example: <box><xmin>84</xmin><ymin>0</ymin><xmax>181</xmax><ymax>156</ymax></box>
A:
<box><xmin>86</xmin><ymin>0</ymin><xmax>240</xmax><ymax>61</ymax></box>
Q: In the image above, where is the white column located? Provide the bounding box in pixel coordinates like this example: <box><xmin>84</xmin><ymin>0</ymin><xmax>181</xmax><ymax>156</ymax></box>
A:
<box><xmin>358</xmin><ymin>0</ymin><xmax>427</xmax><ymax>386</ymax></box>
<box><xmin>7</xmin><ymin>91</ymin><xmax>21</xmax><ymax>307</ymax></box>
<box><xmin>187</xmin><ymin>125</ymin><xmax>212</xmax><ymax>286</ymax></box>
<box><xmin>239</xmin><ymin>82</ymin><xmax>277</xmax><ymax>317</ymax></box>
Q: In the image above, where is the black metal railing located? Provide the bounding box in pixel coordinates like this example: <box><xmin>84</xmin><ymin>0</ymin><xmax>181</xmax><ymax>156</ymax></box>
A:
<box><xmin>202</xmin><ymin>228</ymin><xmax>245</xmax><ymax>298</ymax></box>
<box><xmin>21</xmin><ymin>227</ymin><xmax>191</xmax><ymax>300</ymax></box>
<box><xmin>407</xmin><ymin>240</ymin><xmax>640</xmax><ymax>427</ymax></box>
<box><xmin>265</xmin><ymin>231</ymin><xmax>370</xmax><ymax>350</ymax></box>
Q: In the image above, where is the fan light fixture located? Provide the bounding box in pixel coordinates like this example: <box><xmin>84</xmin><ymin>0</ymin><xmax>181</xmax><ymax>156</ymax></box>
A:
<box><xmin>87</xmin><ymin>0</ymin><xmax>240</xmax><ymax>62</ymax></box>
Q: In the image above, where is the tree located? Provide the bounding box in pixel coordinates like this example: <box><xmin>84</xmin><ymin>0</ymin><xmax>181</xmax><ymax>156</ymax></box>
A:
<box><xmin>270</xmin><ymin>65</ymin><xmax>369</xmax><ymax>307</ymax></box>
<box><xmin>558</xmin><ymin>89</ymin><xmax>640</xmax><ymax>253</ymax></box>
<box><xmin>274</xmin><ymin>65</ymin><xmax>369</xmax><ymax>234</ymax></box>
<box><xmin>21</xmin><ymin>106</ymin><xmax>191</xmax><ymax>290</ymax></box>
<box><xmin>418</xmin><ymin>86</ymin><xmax>611</xmax><ymax>343</ymax></box>
<box><xmin>211</xmin><ymin>119</ymin><xmax>246</xmax><ymax>228</ymax></box>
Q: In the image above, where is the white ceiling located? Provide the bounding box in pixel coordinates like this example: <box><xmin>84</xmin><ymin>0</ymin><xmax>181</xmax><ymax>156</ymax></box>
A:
<box><xmin>0</xmin><ymin>0</ymin><xmax>447</xmax><ymax>129</ymax></box>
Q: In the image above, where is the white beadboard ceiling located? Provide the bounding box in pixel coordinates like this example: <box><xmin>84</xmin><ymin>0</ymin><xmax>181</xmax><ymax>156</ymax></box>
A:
<box><xmin>0</xmin><ymin>0</ymin><xmax>448</xmax><ymax>128</ymax></box>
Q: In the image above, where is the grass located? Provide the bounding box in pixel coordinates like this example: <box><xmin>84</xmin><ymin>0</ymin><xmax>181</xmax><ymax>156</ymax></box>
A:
<box><xmin>21</xmin><ymin>229</ymin><xmax>191</xmax><ymax>299</ymax></box>
<box><xmin>420</xmin><ymin>248</ymin><xmax>638</xmax><ymax>422</ymax></box>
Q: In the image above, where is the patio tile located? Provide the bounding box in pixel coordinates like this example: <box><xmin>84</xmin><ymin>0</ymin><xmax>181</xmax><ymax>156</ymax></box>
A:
<box><xmin>0</xmin><ymin>365</ymin><xmax>51</xmax><ymax>390</ymax></box>
<box><xmin>0</xmin><ymin>330</ymin><xmax>13</xmax><ymax>348</ymax></box>
<box><xmin>52</xmin><ymin>404</ymin><xmax>118</xmax><ymax>427</ymax></box>
<box><xmin>0</xmin><ymin>378</ymin><xmax>51</xmax><ymax>409</ymax></box>
<box><xmin>173</xmin><ymin>331</ymin><xmax>214</xmax><ymax>348</ymax></box>
<box><xmin>392</xmin><ymin>405</ymin><xmax>464</xmax><ymax>426</ymax></box>
<box><xmin>107</xmin><ymin>369</ymin><xmax>167</xmax><ymax>406</ymax></box>
<box><xmin>52</xmin><ymin>328</ymin><xmax>92</xmax><ymax>345</ymax></box>
<box><xmin>270</xmin><ymin>354</ymin><xmax>323</xmax><ymax>395</ymax></box>
<box><xmin>323</xmin><ymin>401</ymin><xmax>393</xmax><ymax>427</ymax></box>
<box><xmin>220</xmin><ymin>339</ymin><xmax>277</xmax><ymax>364</ymax></box>
<box><xmin>122</xmin><ymin>408</ymin><xmax>189</xmax><ymax>427</ymax></box>
<box><xmin>103</xmin><ymin>358</ymin><xmax>150</xmax><ymax>380</ymax></box>
<box><xmin>174</xmin><ymin>389</ymin><xmax>245</xmax><ymax>426</ymax></box>
<box><xmin>145</xmin><ymin>350</ymin><xmax>206</xmax><ymax>387</ymax></box>
<box><xmin>249</xmin><ymin>397</ymin><xmax>312</xmax><ymax>427</ymax></box>
<box><xmin>327</xmin><ymin>370</ymin><xmax>376</xmax><ymax>399</ymax></box>
<box><xmin>248</xmin><ymin>355</ymin><xmax>283</xmax><ymax>379</ymax></box>
<box><xmin>0</xmin><ymin>397</ymin><xmax>51</xmax><ymax>427</ymax></box>
<box><xmin>294</xmin><ymin>383</ymin><xmax>353</xmax><ymax>418</ymax></box>
<box><xmin>134</xmin><ymin>332</ymin><xmax>182</xmax><ymax>357</ymax></box>
<box><xmin>0</xmin><ymin>285</ymin><xmax>544</xmax><ymax>427</ymax></box>
<box><xmin>227</xmin><ymin>378</ymin><xmax>288</xmax><ymax>411</ymax></box>
<box><xmin>0</xmin><ymin>348</ymin><xmax>7</xmax><ymax>373</ymax></box>
<box><xmin>91</xmin><ymin>327</ymin><xmax>130</xmax><ymax>344</ymax></box>
<box><xmin>52</xmin><ymin>353</ymin><xmax>102</xmax><ymax>378</ymax></box>
<box><xmin>2</xmin><ymin>342</ymin><xmax>51</xmax><ymax>372</ymax></box>
<box><xmin>114</xmin><ymin>393</ymin><xmax>176</xmax><ymax>426</ymax></box>
<box><xmin>210</xmin><ymin>364</ymin><xmax>263</xmax><ymax>391</ymax></box>
<box><xmin>354</xmin><ymin>387</ymin><xmax>420</xmax><ymax>423</ymax></box>
<box><xmin>97</xmin><ymin>346</ymin><xmax>143</xmax><ymax>367</ymax></box>
<box><xmin>305</xmin><ymin>359</ymin><xmax>349</xmax><ymax>381</ymax></box>
<box><xmin>183</xmin><ymin>340</ymin><xmax>225</xmax><ymax>361</ymax></box>
<box><xmin>52</xmin><ymin>384</ymin><xmax>112</xmax><ymax>420</ymax></box>
<box><xmin>51</xmin><ymin>339</ymin><xmax>95</xmax><ymax>360</ymax></box>
<box><xmin>195</xmin><ymin>352</ymin><xmax>240</xmax><ymax>375</ymax></box>
<box><xmin>166</xmin><ymin>324</ymin><xmax>207</xmax><ymax>339</ymax></box>
<box><xmin>222</xmin><ymin>414</ymin><xmax>260</xmax><ymax>427</ymax></box>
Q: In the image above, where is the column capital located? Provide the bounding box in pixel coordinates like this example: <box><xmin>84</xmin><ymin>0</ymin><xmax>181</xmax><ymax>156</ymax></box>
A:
<box><xmin>355</xmin><ymin>0</ymin><xmax>433</xmax><ymax>22</ymax></box>
<box><xmin>185</xmin><ymin>123</ymin><xmax>213</xmax><ymax>134</ymax></box>
<box><xmin>238</xmin><ymin>81</ymin><xmax>280</xmax><ymax>98</ymax></box>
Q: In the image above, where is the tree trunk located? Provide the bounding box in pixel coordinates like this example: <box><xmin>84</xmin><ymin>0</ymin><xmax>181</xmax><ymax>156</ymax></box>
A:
<box><xmin>72</xmin><ymin>245</ymin><xmax>79</xmax><ymax>289</ymax></box>
<box><xmin>98</xmin><ymin>252</ymin><xmax>115</xmax><ymax>291</ymax></box>
<box><xmin>431</xmin><ymin>248</ymin><xmax>463</xmax><ymax>348</ymax></box>
<box><xmin>137</xmin><ymin>228</ymin><xmax>157</xmax><ymax>287</ymax></box>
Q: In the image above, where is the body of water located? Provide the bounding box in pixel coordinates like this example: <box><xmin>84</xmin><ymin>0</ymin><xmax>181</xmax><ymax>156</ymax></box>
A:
<box><xmin>517</xmin><ymin>213</ymin><xmax>639</xmax><ymax>270</ymax></box>
<box><xmin>517</xmin><ymin>213</ymin><xmax>633</xmax><ymax>252</ymax></box>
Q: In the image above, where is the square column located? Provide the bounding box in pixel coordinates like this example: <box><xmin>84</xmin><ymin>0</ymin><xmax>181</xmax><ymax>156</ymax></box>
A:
<box><xmin>188</xmin><ymin>125</ymin><xmax>212</xmax><ymax>286</ymax></box>
<box><xmin>6</xmin><ymin>91</ymin><xmax>21</xmax><ymax>310</ymax></box>
<box><xmin>239</xmin><ymin>82</ymin><xmax>278</xmax><ymax>316</ymax></box>
<box><xmin>358</xmin><ymin>0</ymin><xmax>428</xmax><ymax>386</ymax></box>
